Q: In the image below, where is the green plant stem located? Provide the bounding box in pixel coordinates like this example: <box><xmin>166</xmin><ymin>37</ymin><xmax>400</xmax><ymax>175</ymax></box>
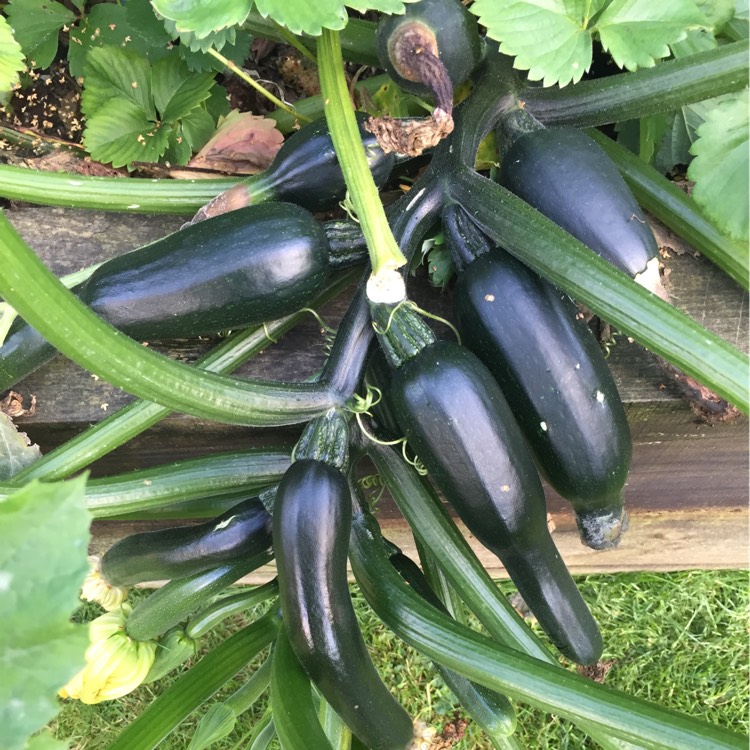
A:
<box><xmin>0</xmin><ymin>212</ymin><xmax>345</xmax><ymax>426</ymax></box>
<box><xmin>524</xmin><ymin>41</ymin><xmax>750</xmax><ymax>128</ymax></box>
<box><xmin>0</xmin><ymin>165</ymin><xmax>237</xmax><ymax>213</ymax></box>
<box><xmin>588</xmin><ymin>129</ymin><xmax>749</xmax><ymax>289</ymax></box>
<box><xmin>349</xmin><ymin>512</ymin><xmax>747</xmax><ymax>750</ymax></box>
<box><xmin>448</xmin><ymin>169</ymin><xmax>749</xmax><ymax>412</ymax></box>
<box><xmin>207</xmin><ymin>48</ymin><xmax>311</xmax><ymax>124</ymax></box>
<box><xmin>242</xmin><ymin>13</ymin><xmax>379</xmax><ymax>67</ymax></box>
<box><xmin>105</xmin><ymin>610</ymin><xmax>279</xmax><ymax>750</ymax></box>
<box><xmin>11</xmin><ymin>271</ymin><xmax>357</xmax><ymax>483</ymax></box>
<box><xmin>317</xmin><ymin>29</ymin><xmax>406</xmax><ymax>281</ymax></box>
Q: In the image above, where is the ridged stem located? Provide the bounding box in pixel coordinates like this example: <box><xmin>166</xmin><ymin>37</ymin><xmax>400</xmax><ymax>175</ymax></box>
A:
<box><xmin>524</xmin><ymin>41</ymin><xmax>750</xmax><ymax>128</ymax></box>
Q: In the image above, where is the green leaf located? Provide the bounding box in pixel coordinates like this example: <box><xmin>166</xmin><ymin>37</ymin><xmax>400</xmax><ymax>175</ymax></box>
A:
<box><xmin>69</xmin><ymin>4</ymin><xmax>171</xmax><ymax>78</ymax></box>
<box><xmin>0</xmin><ymin>477</ymin><xmax>90</xmax><ymax>750</ymax></box>
<box><xmin>81</xmin><ymin>46</ymin><xmax>155</xmax><ymax>120</ymax></box>
<box><xmin>177</xmin><ymin>30</ymin><xmax>253</xmax><ymax>73</ymax></box>
<box><xmin>152</xmin><ymin>55</ymin><xmax>215</xmax><ymax>121</ymax></box>
<box><xmin>125</xmin><ymin>0</ymin><xmax>175</xmax><ymax>48</ymax></box>
<box><xmin>187</xmin><ymin>703</ymin><xmax>237</xmax><ymax>750</ymax></box>
<box><xmin>0</xmin><ymin>16</ymin><xmax>25</xmax><ymax>95</ymax></box>
<box><xmin>164</xmin><ymin>122</ymin><xmax>194</xmax><ymax>165</ymax></box>
<box><xmin>179</xmin><ymin>106</ymin><xmax>216</xmax><ymax>151</ymax></box>
<box><xmin>470</xmin><ymin>0</ymin><xmax>603</xmax><ymax>88</ymax></box>
<box><xmin>595</xmin><ymin>0</ymin><xmax>706</xmax><ymax>71</ymax></box>
<box><xmin>83</xmin><ymin>99</ymin><xmax>171</xmax><ymax>168</ymax></box>
<box><xmin>161</xmin><ymin>18</ymin><xmax>238</xmax><ymax>52</ymax></box>
<box><xmin>254</xmin><ymin>0</ymin><xmax>347</xmax><ymax>35</ymax></box>
<box><xmin>150</xmin><ymin>0</ymin><xmax>254</xmax><ymax>38</ymax></box>
<box><xmin>688</xmin><ymin>89</ymin><xmax>750</xmax><ymax>241</ymax></box>
<box><xmin>6</xmin><ymin>0</ymin><xmax>75</xmax><ymax>70</ymax></box>
<box><xmin>0</xmin><ymin>413</ymin><xmax>41</xmax><ymax>480</ymax></box>
<box><xmin>425</xmin><ymin>242</ymin><xmax>455</xmax><ymax>289</ymax></box>
<box><xmin>724</xmin><ymin>0</ymin><xmax>749</xmax><ymax>39</ymax></box>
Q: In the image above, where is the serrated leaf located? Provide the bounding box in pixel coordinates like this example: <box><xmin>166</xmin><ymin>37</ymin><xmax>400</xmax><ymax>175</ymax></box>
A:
<box><xmin>0</xmin><ymin>477</ymin><xmax>90</xmax><ymax>750</ymax></box>
<box><xmin>180</xmin><ymin>106</ymin><xmax>216</xmax><ymax>151</ymax></box>
<box><xmin>688</xmin><ymin>89</ymin><xmax>750</xmax><ymax>241</ymax></box>
<box><xmin>696</xmin><ymin>0</ymin><xmax>735</xmax><ymax>29</ymax></box>
<box><xmin>150</xmin><ymin>0</ymin><xmax>253</xmax><ymax>38</ymax></box>
<box><xmin>125</xmin><ymin>0</ymin><xmax>175</xmax><ymax>48</ymax></box>
<box><xmin>669</xmin><ymin>27</ymin><xmax>717</xmax><ymax>57</ymax></box>
<box><xmin>0</xmin><ymin>413</ymin><xmax>41</xmax><ymax>480</ymax></box>
<box><xmin>6</xmin><ymin>0</ymin><xmax>75</xmax><ymax>70</ymax></box>
<box><xmin>0</xmin><ymin>16</ymin><xmax>25</xmax><ymax>95</ymax></box>
<box><xmin>81</xmin><ymin>46</ymin><xmax>155</xmax><ymax>120</ymax></box>
<box><xmin>164</xmin><ymin>123</ymin><xmax>194</xmax><ymax>165</ymax></box>
<box><xmin>151</xmin><ymin>55</ymin><xmax>214</xmax><ymax>122</ymax></box>
<box><xmin>346</xmin><ymin>0</ymin><xmax>410</xmax><ymax>12</ymax></box>
<box><xmin>178</xmin><ymin>29</ymin><xmax>252</xmax><ymax>72</ymax></box>
<box><xmin>595</xmin><ymin>0</ymin><xmax>706</xmax><ymax>71</ymax></box>
<box><xmin>471</xmin><ymin>0</ymin><xmax>604</xmax><ymax>88</ymax></box>
<box><xmin>84</xmin><ymin>99</ymin><xmax>171</xmax><ymax>168</ymax></box>
<box><xmin>69</xmin><ymin>3</ymin><xmax>171</xmax><ymax>78</ymax></box>
<box><xmin>254</xmin><ymin>0</ymin><xmax>347</xmax><ymax>35</ymax></box>
<box><xmin>161</xmin><ymin>17</ymin><xmax>237</xmax><ymax>53</ymax></box>
<box><xmin>725</xmin><ymin>0</ymin><xmax>749</xmax><ymax>39</ymax></box>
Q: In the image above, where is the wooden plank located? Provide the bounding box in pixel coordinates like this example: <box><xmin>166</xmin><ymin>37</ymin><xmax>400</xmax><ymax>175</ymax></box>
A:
<box><xmin>3</xmin><ymin>206</ymin><xmax>748</xmax><ymax>573</ymax></box>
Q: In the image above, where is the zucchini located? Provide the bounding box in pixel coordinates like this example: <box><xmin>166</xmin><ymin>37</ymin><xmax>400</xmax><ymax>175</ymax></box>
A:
<box><xmin>100</xmin><ymin>497</ymin><xmax>273</xmax><ymax>587</ymax></box>
<box><xmin>274</xmin><ymin>410</ymin><xmax>414</xmax><ymax>750</ymax></box>
<box><xmin>376</xmin><ymin>0</ymin><xmax>482</xmax><ymax>100</ymax></box>
<box><xmin>444</xmin><ymin>205</ymin><xmax>632</xmax><ymax>549</ymax></box>
<box><xmin>372</xmin><ymin>302</ymin><xmax>603</xmax><ymax>665</ymax></box>
<box><xmin>0</xmin><ymin>203</ymin><xmax>363</xmax><ymax>391</ymax></box>
<box><xmin>498</xmin><ymin>123</ymin><xmax>667</xmax><ymax>298</ymax></box>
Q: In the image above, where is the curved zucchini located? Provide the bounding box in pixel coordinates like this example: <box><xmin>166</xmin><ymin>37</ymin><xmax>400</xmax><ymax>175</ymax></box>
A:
<box><xmin>376</xmin><ymin>0</ymin><xmax>483</xmax><ymax>99</ymax></box>
<box><xmin>274</xmin><ymin>459</ymin><xmax>414</xmax><ymax>750</ymax></box>
<box><xmin>0</xmin><ymin>202</ymin><xmax>359</xmax><ymax>391</ymax></box>
<box><xmin>101</xmin><ymin>497</ymin><xmax>272</xmax><ymax>587</ymax></box>
<box><xmin>372</xmin><ymin>302</ymin><xmax>602</xmax><ymax>665</ymax></box>
<box><xmin>444</xmin><ymin>206</ymin><xmax>632</xmax><ymax>549</ymax></box>
<box><xmin>499</xmin><ymin>126</ymin><xmax>665</xmax><ymax>296</ymax></box>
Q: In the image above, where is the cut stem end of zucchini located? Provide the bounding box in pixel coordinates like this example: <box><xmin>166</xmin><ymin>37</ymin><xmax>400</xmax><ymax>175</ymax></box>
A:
<box><xmin>576</xmin><ymin>506</ymin><xmax>630</xmax><ymax>550</ymax></box>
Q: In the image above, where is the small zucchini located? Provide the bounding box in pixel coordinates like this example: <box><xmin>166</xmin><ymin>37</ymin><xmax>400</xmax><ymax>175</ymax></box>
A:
<box><xmin>498</xmin><ymin>124</ymin><xmax>666</xmax><ymax>298</ymax></box>
<box><xmin>444</xmin><ymin>204</ymin><xmax>632</xmax><ymax>549</ymax></box>
<box><xmin>372</xmin><ymin>302</ymin><xmax>603</xmax><ymax>665</ymax></box>
<box><xmin>274</xmin><ymin>448</ymin><xmax>413</xmax><ymax>749</ymax></box>
<box><xmin>101</xmin><ymin>497</ymin><xmax>273</xmax><ymax>587</ymax></box>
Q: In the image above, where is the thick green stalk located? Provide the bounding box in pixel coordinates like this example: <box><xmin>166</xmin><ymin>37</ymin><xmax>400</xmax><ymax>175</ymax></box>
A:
<box><xmin>10</xmin><ymin>271</ymin><xmax>358</xmax><ymax>483</ymax></box>
<box><xmin>524</xmin><ymin>41</ymin><xmax>749</xmax><ymax>128</ymax></box>
<box><xmin>318</xmin><ymin>30</ymin><xmax>406</xmax><ymax>288</ymax></box>
<box><xmin>588</xmin><ymin>130</ymin><xmax>749</xmax><ymax>289</ymax></box>
<box><xmin>349</xmin><ymin>513</ymin><xmax>747</xmax><ymax>750</ymax></box>
<box><xmin>0</xmin><ymin>212</ymin><xmax>341</xmax><ymax>426</ymax></box>
<box><xmin>448</xmin><ymin>170</ymin><xmax>749</xmax><ymax>412</ymax></box>
<box><xmin>0</xmin><ymin>165</ymin><xmax>237</xmax><ymax>213</ymax></box>
<box><xmin>105</xmin><ymin>610</ymin><xmax>279</xmax><ymax>750</ymax></box>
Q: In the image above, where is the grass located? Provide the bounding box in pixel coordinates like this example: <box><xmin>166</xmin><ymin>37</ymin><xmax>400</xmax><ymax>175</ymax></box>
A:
<box><xmin>51</xmin><ymin>569</ymin><xmax>749</xmax><ymax>750</ymax></box>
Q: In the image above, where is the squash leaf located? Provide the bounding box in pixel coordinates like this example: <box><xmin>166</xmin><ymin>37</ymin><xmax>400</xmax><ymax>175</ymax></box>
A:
<box><xmin>688</xmin><ymin>89</ymin><xmax>750</xmax><ymax>242</ymax></box>
<box><xmin>0</xmin><ymin>477</ymin><xmax>90</xmax><ymax>750</ymax></box>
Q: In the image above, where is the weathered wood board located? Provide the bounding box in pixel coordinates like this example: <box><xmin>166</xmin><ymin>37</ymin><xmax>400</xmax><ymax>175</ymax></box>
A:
<box><xmin>4</xmin><ymin>206</ymin><xmax>749</xmax><ymax>575</ymax></box>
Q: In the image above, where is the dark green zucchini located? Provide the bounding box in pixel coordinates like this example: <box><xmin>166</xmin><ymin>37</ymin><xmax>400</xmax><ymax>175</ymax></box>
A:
<box><xmin>100</xmin><ymin>497</ymin><xmax>272</xmax><ymax>587</ymax></box>
<box><xmin>498</xmin><ymin>124</ymin><xmax>666</xmax><ymax>297</ymax></box>
<box><xmin>372</xmin><ymin>302</ymin><xmax>602</xmax><ymax>665</ymax></box>
<box><xmin>444</xmin><ymin>204</ymin><xmax>632</xmax><ymax>549</ymax></box>
<box><xmin>376</xmin><ymin>0</ymin><xmax>483</xmax><ymax>100</ymax></box>
<box><xmin>0</xmin><ymin>203</ymin><xmax>364</xmax><ymax>391</ymax></box>
<box><xmin>274</xmin><ymin>457</ymin><xmax>414</xmax><ymax>750</ymax></box>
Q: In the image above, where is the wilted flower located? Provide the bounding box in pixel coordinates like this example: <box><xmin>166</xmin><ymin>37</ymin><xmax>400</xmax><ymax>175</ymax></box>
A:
<box><xmin>80</xmin><ymin>556</ymin><xmax>129</xmax><ymax>611</ymax></box>
<box><xmin>59</xmin><ymin>604</ymin><xmax>157</xmax><ymax>704</ymax></box>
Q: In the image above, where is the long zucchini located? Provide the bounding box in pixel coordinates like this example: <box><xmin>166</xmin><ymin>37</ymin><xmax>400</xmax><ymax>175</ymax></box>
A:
<box><xmin>444</xmin><ymin>204</ymin><xmax>632</xmax><ymax>549</ymax></box>
<box><xmin>372</xmin><ymin>302</ymin><xmax>603</xmax><ymax>665</ymax></box>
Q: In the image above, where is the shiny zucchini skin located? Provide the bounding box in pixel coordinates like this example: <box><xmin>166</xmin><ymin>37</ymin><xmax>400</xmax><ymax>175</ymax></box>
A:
<box><xmin>0</xmin><ymin>202</ymin><xmax>333</xmax><ymax>391</ymax></box>
<box><xmin>446</xmin><ymin>208</ymin><xmax>632</xmax><ymax>548</ymax></box>
<box><xmin>376</xmin><ymin>0</ymin><xmax>483</xmax><ymax>99</ymax></box>
<box><xmin>274</xmin><ymin>459</ymin><xmax>413</xmax><ymax>750</ymax></box>
<box><xmin>265</xmin><ymin>114</ymin><xmax>395</xmax><ymax>212</ymax></box>
<box><xmin>499</xmin><ymin>127</ymin><xmax>658</xmax><ymax>279</ymax></box>
<box><xmin>387</xmin><ymin>340</ymin><xmax>603</xmax><ymax>665</ymax></box>
<box><xmin>100</xmin><ymin>497</ymin><xmax>272</xmax><ymax>587</ymax></box>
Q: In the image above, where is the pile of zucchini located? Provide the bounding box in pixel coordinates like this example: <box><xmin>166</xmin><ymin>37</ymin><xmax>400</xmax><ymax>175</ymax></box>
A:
<box><xmin>2</xmin><ymin>1</ymin><xmax>747</xmax><ymax>748</ymax></box>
